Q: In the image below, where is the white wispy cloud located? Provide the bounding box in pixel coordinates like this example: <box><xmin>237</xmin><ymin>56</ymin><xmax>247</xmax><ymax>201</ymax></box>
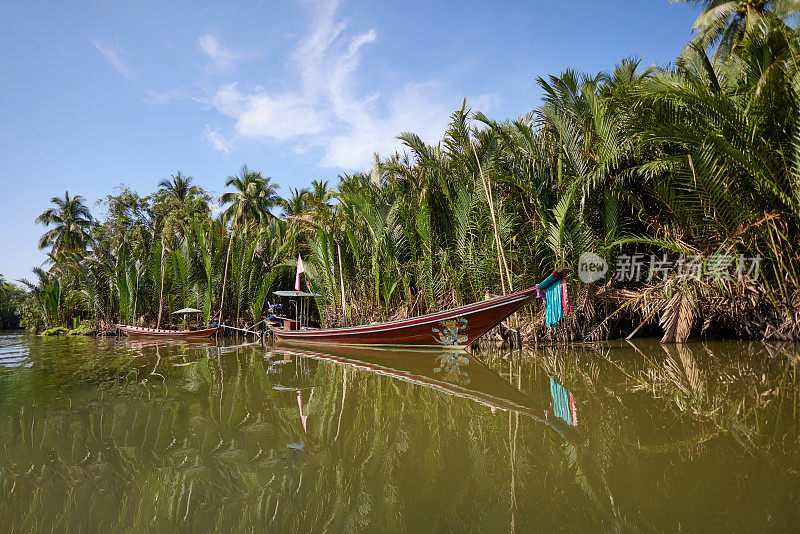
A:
<box><xmin>91</xmin><ymin>38</ymin><xmax>136</xmax><ymax>80</ymax></box>
<box><xmin>91</xmin><ymin>2</ymin><xmax>485</xmax><ymax>168</ymax></box>
<box><xmin>208</xmin><ymin>0</ymin><xmax>468</xmax><ymax>170</ymax></box>
<box><xmin>92</xmin><ymin>38</ymin><xmax>195</xmax><ymax>105</ymax></box>
<box><xmin>213</xmin><ymin>84</ymin><xmax>326</xmax><ymax>141</ymax></box>
<box><xmin>197</xmin><ymin>34</ymin><xmax>259</xmax><ymax>70</ymax></box>
<box><xmin>203</xmin><ymin>124</ymin><xmax>233</xmax><ymax>153</ymax></box>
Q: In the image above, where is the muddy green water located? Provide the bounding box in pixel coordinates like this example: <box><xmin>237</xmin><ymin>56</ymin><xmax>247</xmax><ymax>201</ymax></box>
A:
<box><xmin>0</xmin><ymin>331</ymin><xmax>798</xmax><ymax>532</ymax></box>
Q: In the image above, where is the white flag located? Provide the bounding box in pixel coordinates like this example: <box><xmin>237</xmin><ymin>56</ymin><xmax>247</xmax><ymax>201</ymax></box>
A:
<box><xmin>295</xmin><ymin>255</ymin><xmax>305</xmax><ymax>290</ymax></box>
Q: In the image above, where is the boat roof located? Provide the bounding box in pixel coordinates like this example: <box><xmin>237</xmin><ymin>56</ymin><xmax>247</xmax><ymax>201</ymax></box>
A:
<box><xmin>172</xmin><ymin>307</ymin><xmax>203</xmax><ymax>314</ymax></box>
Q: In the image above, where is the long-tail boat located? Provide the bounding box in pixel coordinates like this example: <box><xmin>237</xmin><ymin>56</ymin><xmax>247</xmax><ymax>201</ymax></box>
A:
<box><xmin>271</xmin><ymin>268</ymin><xmax>571</xmax><ymax>349</ymax></box>
<box><xmin>117</xmin><ymin>307</ymin><xmax>218</xmax><ymax>339</ymax></box>
<box><xmin>116</xmin><ymin>324</ymin><xmax>219</xmax><ymax>339</ymax></box>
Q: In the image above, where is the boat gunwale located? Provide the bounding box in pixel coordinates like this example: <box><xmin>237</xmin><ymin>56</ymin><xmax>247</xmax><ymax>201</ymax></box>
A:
<box><xmin>116</xmin><ymin>324</ymin><xmax>219</xmax><ymax>337</ymax></box>
<box><xmin>277</xmin><ymin>339</ymin><xmax>469</xmax><ymax>350</ymax></box>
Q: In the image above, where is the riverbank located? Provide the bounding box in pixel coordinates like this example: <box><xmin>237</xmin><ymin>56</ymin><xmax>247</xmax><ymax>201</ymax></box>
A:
<box><xmin>19</xmin><ymin>277</ymin><xmax>799</xmax><ymax>346</ymax></box>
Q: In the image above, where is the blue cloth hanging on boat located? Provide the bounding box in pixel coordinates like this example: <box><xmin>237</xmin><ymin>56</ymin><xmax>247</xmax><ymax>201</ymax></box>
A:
<box><xmin>544</xmin><ymin>279</ymin><xmax>563</xmax><ymax>327</ymax></box>
<box><xmin>550</xmin><ymin>377</ymin><xmax>573</xmax><ymax>426</ymax></box>
<box><xmin>537</xmin><ymin>273</ymin><xmax>571</xmax><ymax>327</ymax></box>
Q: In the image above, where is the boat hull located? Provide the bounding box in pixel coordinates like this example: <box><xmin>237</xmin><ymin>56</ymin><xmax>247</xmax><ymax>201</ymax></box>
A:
<box><xmin>272</xmin><ymin>287</ymin><xmax>538</xmax><ymax>349</ymax></box>
<box><xmin>117</xmin><ymin>325</ymin><xmax>219</xmax><ymax>339</ymax></box>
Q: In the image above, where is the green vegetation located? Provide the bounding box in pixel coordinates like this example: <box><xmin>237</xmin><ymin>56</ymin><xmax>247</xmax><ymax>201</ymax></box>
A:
<box><xmin>67</xmin><ymin>322</ymin><xmax>92</xmax><ymax>335</ymax></box>
<box><xmin>19</xmin><ymin>4</ymin><xmax>800</xmax><ymax>341</ymax></box>
<box><xmin>41</xmin><ymin>326</ymin><xmax>69</xmax><ymax>336</ymax></box>
<box><xmin>0</xmin><ymin>275</ymin><xmax>27</xmax><ymax>329</ymax></box>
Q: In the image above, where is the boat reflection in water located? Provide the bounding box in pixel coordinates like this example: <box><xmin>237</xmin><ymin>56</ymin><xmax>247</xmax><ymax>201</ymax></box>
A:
<box><xmin>112</xmin><ymin>336</ymin><xmax>581</xmax><ymax>439</ymax></box>
<box><xmin>271</xmin><ymin>342</ymin><xmax>579</xmax><ymax>438</ymax></box>
<box><xmin>550</xmin><ymin>377</ymin><xmax>579</xmax><ymax>427</ymax></box>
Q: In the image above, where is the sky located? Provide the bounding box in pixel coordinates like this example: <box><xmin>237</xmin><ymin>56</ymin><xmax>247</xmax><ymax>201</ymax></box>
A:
<box><xmin>0</xmin><ymin>0</ymin><xmax>701</xmax><ymax>283</ymax></box>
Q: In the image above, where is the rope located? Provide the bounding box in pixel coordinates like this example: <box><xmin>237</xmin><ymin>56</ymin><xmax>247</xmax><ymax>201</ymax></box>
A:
<box><xmin>216</xmin><ymin>319</ymin><xmax>267</xmax><ymax>337</ymax></box>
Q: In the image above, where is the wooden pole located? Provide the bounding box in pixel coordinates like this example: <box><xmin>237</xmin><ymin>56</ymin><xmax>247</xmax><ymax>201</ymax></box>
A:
<box><xmin>132</xmin><ymin>264</ymin><xmax>140</xmax><ymax>326</ymax></box>
<box><xmin>472</xmin><ymin>140</ymin><xmax>520</xmax><ymax>344</ymax></box>
<box><xmin>337</xmin><ymin>241</ymin><xmax>348</xmax><ymax>326</ymax></box>
<box><xmin>218</xmin><ymin>230</ymin><xmax>234</xmax><ymax>320</ymax></box>
<box><xmin>472</xmin><ymin>140</ymin><xmax>513</xmax><ymax>294</ymax></box>
<box><xmin>156</xmin><ymin>241</ymin><xmax>166</xmax><ymax>329</ymax></box>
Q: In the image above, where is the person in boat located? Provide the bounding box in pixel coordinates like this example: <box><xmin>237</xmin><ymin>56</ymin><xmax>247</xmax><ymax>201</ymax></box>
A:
<box><xmin>267</xmin><ymin>302</ymin><xmax>283</xmax><ymax>328</ymax></box>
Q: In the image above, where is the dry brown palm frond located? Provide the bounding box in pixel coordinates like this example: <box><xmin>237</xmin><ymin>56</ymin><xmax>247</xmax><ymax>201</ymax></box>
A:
<box><xmin>584</xmin><ymin>282</ymin><xmax>667</xmax><ymax>340</ymax></box>
<box><xmin>659</xmin><ymin>284</ymin><xmax>696</xmax><ymax>343</ymax></box>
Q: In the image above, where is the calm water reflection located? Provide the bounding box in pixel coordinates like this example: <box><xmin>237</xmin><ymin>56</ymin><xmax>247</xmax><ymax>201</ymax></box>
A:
<box><xmin>0</xmin><ymin>330</ymin><xmax>798</xmax><ymax>532</ymax></box>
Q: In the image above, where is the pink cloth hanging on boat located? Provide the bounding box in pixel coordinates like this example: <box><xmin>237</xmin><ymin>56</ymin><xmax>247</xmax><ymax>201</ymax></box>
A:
<box><xmin>560</xmin><ymin>276</ymin><xmax>572</xmax><ymax>318</ymax></box>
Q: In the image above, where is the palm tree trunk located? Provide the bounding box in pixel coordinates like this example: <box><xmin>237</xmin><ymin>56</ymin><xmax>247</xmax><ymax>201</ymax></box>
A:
<box><xmin>472</xmin><ymin>140</ymin><xmax>519</xmax><ymax>344</ymax></box>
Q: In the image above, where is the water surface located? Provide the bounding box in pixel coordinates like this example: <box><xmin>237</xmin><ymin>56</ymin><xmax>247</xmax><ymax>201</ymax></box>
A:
<box><xmin>0</xmin><ymin>330</ymin><xmax>798</xmax><ymax>532</ymax></box>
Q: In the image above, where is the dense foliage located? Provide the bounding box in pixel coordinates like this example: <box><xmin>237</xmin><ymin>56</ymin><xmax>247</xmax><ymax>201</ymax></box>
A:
<box><xmin>18</xmin><ymin>4</ymin><xmax>800</xmax><ymax>341</ymax></box>
<box><xmin>0</xmin><ymin>275</ymin><xmax>27</xmax><ymax>329</ymax></box>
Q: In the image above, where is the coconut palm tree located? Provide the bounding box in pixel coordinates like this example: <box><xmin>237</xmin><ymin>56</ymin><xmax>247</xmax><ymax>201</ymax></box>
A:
<box><xmin>220</xmin><ymin>165</ymin><xmax>280</xmax><ymax>231</ymax></box>
<box><xmin>154</xmin><ymin>171</ymin><xmax>211</xmax><ymax>241</ymax></box>
<box><xmin>305</xmin><ymin>180</ymin><xmax>336</xmax><ymax>226</ymax></box>
<box><xmin>280</xmin><ymin>187</ymin><xmax>310</xmax><ymax>218</ymax></box>
<box><xmin>157</xmin><ymin>171</ymin><xmax>201</xmax><ymax>203</ymax></box>
<box><xmin>673</xmin><ymin>0</ymin><xmax>799</xmax><ymax>60</ymax></box>
<box><xmin>615</xmin><ymin>19</ymin><xmax>800</xmax><ymax>340</ymax></box>
<box><xmin>35</xmin><ymin>191</ymin><xmax>94</xmax><ymax>257</ymax></box>
<box><xmin>218</xmin><ymin>165</ymin><xmax>280</xmax><ymax>319</ymax></box>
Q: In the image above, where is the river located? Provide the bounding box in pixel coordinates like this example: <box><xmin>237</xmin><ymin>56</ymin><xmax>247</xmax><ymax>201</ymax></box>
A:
<box><xmin>0</xmin><ymin>330</ymin><xmax>798</xmax><ymax>532</ymax></box>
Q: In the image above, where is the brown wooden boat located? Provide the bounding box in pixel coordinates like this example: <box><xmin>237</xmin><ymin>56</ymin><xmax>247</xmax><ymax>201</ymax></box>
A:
<box><xmin>116</xmin><ymin>324</ymin><xmax>219</xmax><ymax>339</ymax></box>
<box><xmin>271</xmin><ymin>287</ymin><xmax>539</xmax><ymax>349</ymax></box>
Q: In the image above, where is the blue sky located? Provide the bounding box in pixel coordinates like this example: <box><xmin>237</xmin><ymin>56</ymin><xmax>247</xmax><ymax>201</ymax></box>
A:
<box><xmin>0</xmin><ymin>0</ymin><xmax>700</xmax><ymax>282</ymax></box>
